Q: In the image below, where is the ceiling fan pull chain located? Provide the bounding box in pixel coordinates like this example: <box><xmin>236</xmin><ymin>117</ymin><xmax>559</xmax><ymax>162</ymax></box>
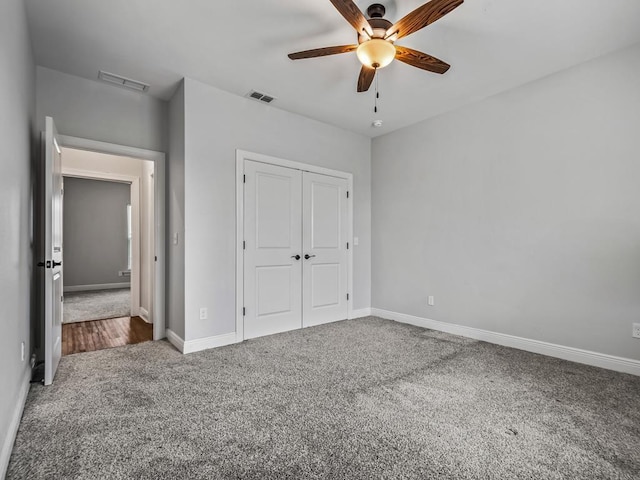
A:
<box><xmin>374</xmin><ymin>69</ymin><xmax>381</xmax><ymax>114</ymax></box>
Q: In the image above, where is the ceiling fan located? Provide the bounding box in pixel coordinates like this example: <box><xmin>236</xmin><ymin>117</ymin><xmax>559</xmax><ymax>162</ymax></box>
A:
<box><xmin>288</xmin><ymin>0</ymin><xmax>463</xmax><ymax>92</ymax></box>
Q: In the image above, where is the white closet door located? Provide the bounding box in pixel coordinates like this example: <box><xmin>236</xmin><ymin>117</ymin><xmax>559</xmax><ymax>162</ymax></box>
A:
<box><xmin>244</xmin><ymin>160</ymin><xmax>302</xmax><ymax>339</ymax></box>
<box><xmin>302</xmin><ymin>172</ymin><xmax>349</xmax><ymax>327</ymax></box>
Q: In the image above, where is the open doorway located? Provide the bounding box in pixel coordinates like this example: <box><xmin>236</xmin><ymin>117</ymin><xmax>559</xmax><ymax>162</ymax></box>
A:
<box><xmin>37</xmin><ymin>119</ymin><xmax>166</xmax><ymax>384</ymax></box>
<box><xmin>60</xmin><ymin>147</ymin><xmax>155</xmax><ymax>355</ymax></box>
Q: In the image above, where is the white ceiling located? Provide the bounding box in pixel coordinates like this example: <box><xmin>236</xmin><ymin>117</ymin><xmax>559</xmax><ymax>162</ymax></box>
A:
<box><xmin>25</xmin><ymin>0</ymin><xmax>640</xmax><ymax>137</ymax></box>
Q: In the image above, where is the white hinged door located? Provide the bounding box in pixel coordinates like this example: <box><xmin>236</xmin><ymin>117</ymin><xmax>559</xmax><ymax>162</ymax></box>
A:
<box><xmin>43</xmin><ymin>116</ymin><xmax>63</xmax><ymax>385</ymax></box>
<box><xmin>243</xmin><ymin>160</ymin><xmax>303</xmax><ymax>339</ymax></box>
<box><xmin>302</xmin><ymin>172</ymin><xmax>349</xmax><ymax>327</ymax></box>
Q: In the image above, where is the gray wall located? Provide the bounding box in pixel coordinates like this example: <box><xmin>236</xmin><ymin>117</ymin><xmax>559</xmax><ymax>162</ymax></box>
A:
<box><xmin>167</xmin><ymin>81</ymin><xmax>186</xmax><ymax>338</ymax></box>
<box><xmin>180</xmin><ymin>78</ymin><xmax>371</xmax><ymax>341</ymax></box>
<box><xmin>372</xmin><ymin>43</ymin><xmax>640</xmax><ymax>361</ymax></box>
<box><xmin>36</xmin><ymin>66</ymin><xmax>168</xmax><ymax>152</ymax></box>
<box><xmin>0</xmin><ymin>0</ymin><xmax>35</xmax><ymax>472</ymax></box>
<box><xmin>63</xmin><ymin>177</ymin><xmax>131</xmax><ymax>288</ymax></box>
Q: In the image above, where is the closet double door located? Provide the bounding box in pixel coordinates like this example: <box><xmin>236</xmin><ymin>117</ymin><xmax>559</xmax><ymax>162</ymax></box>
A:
<box><xmin>244</xmin><ymin>160</ymin><xmax>349</xmax><ymax>339</ymax></box>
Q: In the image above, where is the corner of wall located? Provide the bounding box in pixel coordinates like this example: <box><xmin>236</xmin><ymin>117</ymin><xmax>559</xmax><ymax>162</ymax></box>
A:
<box><xmin>166</xmin><ymin>80</ymin><xmax>186</xmax><ymax>339</ymax></box>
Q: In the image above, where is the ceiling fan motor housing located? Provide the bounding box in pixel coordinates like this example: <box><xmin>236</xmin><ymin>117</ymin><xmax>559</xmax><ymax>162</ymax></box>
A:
<box><xmin>367</xmin><ymin>4</ymin><xmax>386</xmax><ymax>18</ymax></box>
<box><xmin>359</xmin><ymin>5</ymin><xmax>393</xmax><ymax>43</ymax></box>
<box><xmin>357</xmin><ymin>3</ymin><xmax>395</xmax><ymax>69</ymax></box>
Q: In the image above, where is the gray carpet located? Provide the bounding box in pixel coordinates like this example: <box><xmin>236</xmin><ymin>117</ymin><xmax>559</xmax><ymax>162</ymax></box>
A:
<box><xmin>8</xmin><ymin>317</ymin><xmax>640</xmax><ymax>479</ymax></box>
<box><xmin>63</xmin><ymin>288</ymin><xmax>131</xmax><ymax>323</ymax></box>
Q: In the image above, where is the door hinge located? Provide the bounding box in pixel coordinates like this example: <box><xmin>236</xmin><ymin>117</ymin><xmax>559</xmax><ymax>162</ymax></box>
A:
<box><xmin>243</xmin><ymin>241</ymin><xmax>246</xmax><ymax>250</ymax></box>
<box><xmin>61</xmin><ymin>295</ymin><xmax>64</xmax><ymax>303</ymax></box>
<box><xmin>346</xmin><ymin>191</ymin><xmax>349</xmax><ymax>199</ymax></box>
<box><xmin>243</xmin><ymin>174</ymin><xmax>246</xmax><ymax>183</ymax></box>
<box><xmin>346</xmin><ymin>242</ymin><xmax>349</xmax><ymax>250</ymax></box>
<box><xmin>155</xmin><ymin>256</ymin><xmax>158</xmax><ymax>262</ymax></box>
<box><xmin>346</xmin><ymin>293</ymin><xmax>350</xmax><ymax>301</ymax></box>
<box><xmin>243</xmin><ymin>307</ymin><xmax>246</xmax><ymax>316</ymax></box>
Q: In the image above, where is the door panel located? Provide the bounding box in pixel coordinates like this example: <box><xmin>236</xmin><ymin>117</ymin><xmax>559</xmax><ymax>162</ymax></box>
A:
<box><xmin>44</xmin><ymin>116</ymin><xmax>63</xmax><ymax>385</ymax></box>
<box><xmin>310</xmin><ymin>263</ymin><xmax>340</xmax><ymax>308</ymax></box>
<box><xmin>256</xmin><ymin>174</ymin><xmax>294</xmax><ymax>248</ymax></box>
<box><xmin>302</xmin><ymin>172</ymin><xmax>348</xmax><ymax>327</ymax></box>
<box><xmin>310</xmin><ymin>183</ymin><xmax>340</xmax><ymax>249</ymax></box>
<box><xmin>256</xmin><ymin>266</ymin><xmax>294</xmax><ymax>316</ymax></box>
<box><xmin>244</xmin><ymin>161</ymin><xmax>302</xmax><ymax>339</ymax></box>
<box><xmin>52</xmin><ymin>272</ymin><xmax>63</xmax><ymax>353</ymax></box>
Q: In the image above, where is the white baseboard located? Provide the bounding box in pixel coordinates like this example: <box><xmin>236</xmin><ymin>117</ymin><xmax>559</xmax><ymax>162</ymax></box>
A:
<box><xmin>139</xmin><ymin>307</ymin><xmax>151</xmax><ymax>324</ymax></box>
<box><xmin>1</xmin><ymin>367</ymin><xmax>31</xmax><ymax>478</ymax></box>
<box><xmin>166</xmin><ymin>329</ymin><xmax>239</xmax><ymax>354</ymax></box>
<box><xmin>350</xmin><ymin>308</ymin><xmax>372</xmax><ymax>319</ymax></box>
<box><xmin>64</xmin><ymin>283</ymin><xmax>130</xmax><ymax>293</ymax></box>
<box><xmin>371</xmin><ymin>308</ymin><xmax>640</xmax><ymax>377</ymax></box>
<box><xmin>165</xmin><ymin>329</ymin><xmax>184</xmax><ymax>352</ymax></box>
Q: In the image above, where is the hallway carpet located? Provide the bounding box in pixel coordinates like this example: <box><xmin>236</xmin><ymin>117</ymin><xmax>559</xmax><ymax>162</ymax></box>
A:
<box><xmin>7</xmin><ymin>317</ymin><xmax>640</xmax><ymax>479</ymax></box>
<box><xmin>63</xmin><ymin>288</ymin><xmax>130</xmax><ymax>323</ymax></box>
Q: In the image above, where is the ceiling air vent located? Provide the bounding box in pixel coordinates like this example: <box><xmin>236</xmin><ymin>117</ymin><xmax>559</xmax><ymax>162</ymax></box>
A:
<box><xmin>98</xmin><ymin>70</ymin><xmax>150</xmax><ymax>93</ymax></box>
<box><xmin>246</xmin><ymin>90</ymin><xmax>276</xmax><ymax>104</ymax></box>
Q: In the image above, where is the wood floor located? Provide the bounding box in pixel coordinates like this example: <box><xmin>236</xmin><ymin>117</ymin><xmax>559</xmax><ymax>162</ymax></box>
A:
<box><xmin>62</xmin><ymin>316</ymin><xmax>153</xmax><ymax>356</ymax></box>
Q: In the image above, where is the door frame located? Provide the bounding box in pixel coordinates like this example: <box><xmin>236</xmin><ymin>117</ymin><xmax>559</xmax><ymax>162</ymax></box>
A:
<box><xmin>235</xmin><ymin>149</ymin><xmax>354</xmax><ymax>341</ymax></box>
<box><xmin>61</xmin><ymin>167</ymin><xmax>141</xmax><ymax>319</ymax></box>
<box><xmin>58</xmin><ymin>135</ymin><xmax>166</xmax><ymax>341</ymax></box>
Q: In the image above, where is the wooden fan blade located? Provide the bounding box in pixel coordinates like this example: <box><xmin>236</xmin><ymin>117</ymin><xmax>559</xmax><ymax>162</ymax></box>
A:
<box><xmin>288</xmin><ymin>45</ymin><xmax>358</xmax><ymax>60</ymax></box>
<box><xmin>395</xmin><ymin>46</ymin><xmax>450</xmax><ymax>74</ymax></box>
<box><xmin>329</xmin><ymin>0</ymin><xmax>373</xmax><ymax>38</ymax></box>
<box><xmin>357</xmin><ymin>66</ymin><xmax>376</xmax><ymax>92</ymax></box>
<box><xmin>385</xmin><ymin>0</ymin><xmax>463</xmax><ymax>40</ymax></box>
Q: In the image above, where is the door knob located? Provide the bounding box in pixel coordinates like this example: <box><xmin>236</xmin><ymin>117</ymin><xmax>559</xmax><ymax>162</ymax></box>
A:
<box><xmin>291</xmin><ymin>255</ymin><xmax>301</xmax><ymax>260</ymax></box>
<box><xmin>38</xmin><ymin>260</ymin><xmax>62</xmax><ymax>268</ymax></box>
<box><xmin>304</xmin><ymin>254</ymin><xmax>316</xmax><ymax>260</ymax></box>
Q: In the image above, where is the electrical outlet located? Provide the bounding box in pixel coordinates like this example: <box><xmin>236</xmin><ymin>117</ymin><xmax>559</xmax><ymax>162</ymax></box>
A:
<box><xmin>21</xmin><ymin>342</ymin><xmax>25</xmax><ymax>362</ymax></box>
<box><xmin>428</xmin><ymin>296</ymin><xmax>435</xmax><ymax>306</ymax></box>
<box><xmin>199</xmin><ymin>307</ymin><xmax>208</xmax><ymax>320</ymax></box>
<box><xmin>633</xmin><ymin>323</ymin><xmax>640</xmax><ymax>339</ymax></box>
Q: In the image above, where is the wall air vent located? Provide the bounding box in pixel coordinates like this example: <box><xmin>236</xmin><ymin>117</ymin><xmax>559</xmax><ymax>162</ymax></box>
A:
<box><xmin>98</xmin><ymin>70</ymin><xmax>150</xmax><ymax>93</ymax></box>
<box><xmin>246</xmin><ymin>90</ymin><xmax>276</xmax><ymax>104</ymax></box>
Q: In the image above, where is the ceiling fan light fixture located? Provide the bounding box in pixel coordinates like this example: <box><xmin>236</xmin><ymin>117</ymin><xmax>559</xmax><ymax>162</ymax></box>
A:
<box><xmin>356</xmin><ymin>39</ymin><xmax>395</xmax><ymax>69</ymax></box>
<box><xmin>287</xmin><ymin>0</ymin><xmax>464</xmax><ymax>92</ymax></box>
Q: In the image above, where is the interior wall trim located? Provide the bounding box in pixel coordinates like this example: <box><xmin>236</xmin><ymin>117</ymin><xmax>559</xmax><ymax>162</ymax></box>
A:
<box><xmin>63</xmin><ymin>283</ymin><xmax>130</xmax><ymax>293</ymax></box>
<box><xmin>165</xmin><ymin>329</ymin><xmax>184</xmax><ymax>352</ymax></box>
<box><xmin>166</xmin><ymin>329</ymin><xmax>239</xmax><ymax>355</ymax></box>
<box><xmin>139</xmin><ymin>307</ymin><xmax>150</xmax><ymax>323</ymax></box>
<box><xmin>371</xmin><ymin>308</ymin><xmax>640</xmax><ymax>376</ymax></box>
<box><xmin>1</xmin><ymin>367</ymin><xmax>31</xmax><ymax>478</ymax></box>
<box><xmin>350</xmin><ymin>308</ymin><xmax>372</xmax><ymax>319</ymax></box>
